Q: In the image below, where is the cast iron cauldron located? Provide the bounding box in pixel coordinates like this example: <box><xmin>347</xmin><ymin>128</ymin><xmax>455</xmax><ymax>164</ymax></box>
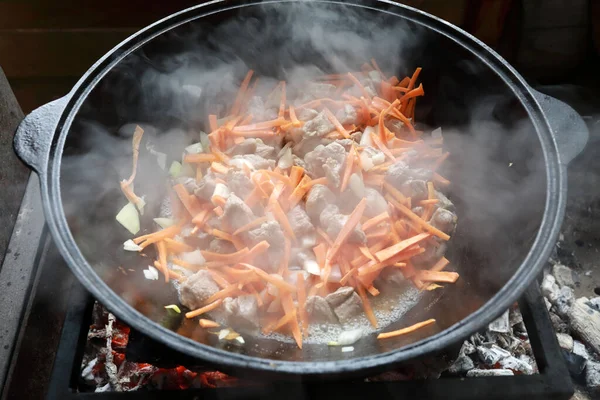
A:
<box><xmin>13</xmin><ymin>0</ymin><xmax>588</xmax><ymax>379</ymax></box>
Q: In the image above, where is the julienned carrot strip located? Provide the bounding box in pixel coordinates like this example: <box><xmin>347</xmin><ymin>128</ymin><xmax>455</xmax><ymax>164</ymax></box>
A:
<box><xmin>358</xmin><ymin>246</ymin><xmax>425</xmax><ymax>277</ymax></box>
<box><xmin>347</xmin><ymin>73</ymin><xmax>371</xmax><ymax>99</ymax></box>
<box><xmin>184</xmin><ymin>153</ymin><xmax>218</xmax><ymax>164</ymax></box>
<box><xmin>359</xmin><ymin>246</ymin><xmax>376</xmax><ymax>261</ymax></box>
<box><xmin>233</xmin><ymin>216</ymin><xmax>269</xmax><ymax>236</ymax></box>
<box><xmin>278</xmin><ymin>237</ymin><xmax>291</xmax><ymax>276</ymax></box>
<box><xmin>371</xmin><ymin>132</ymin><xmax>396</xmax><ymax>162</ymax></box>
<box><xmin>164</xmin><ymin>238</ymin><xmax>194</xmax><ymax>254</ymax></box>
<box><xmin>375</xmin><ymin>232</ymin><xmax>431</xmax><ymax>262</ymax></box>
<box><xmin>377</xmin><ymin>99</ymin><xmax>400</xmax><ymax>143</ymax></box>
<box><xmin>133</xmin><ymin>222</ymin><xmax>184</xmax><ymax>247</ymax></box>
<box><xmin>417</xmin><ymin>270</ymin><xmax>459</xmax><ymax>283</ymax></box>
<box><xmin>313</xmin><ymin>243</ymin><xmax>328</xmax><ymax>267</ymax></box>
<box><xmin>366</xmin><ymin>285</ymin><xmax>380</xmax><ymax>296</ymax></box>
<box><xmin>213</xmin><ymin>206</ymin><xmax>224</xmax><ymax>217</ymax></box>
<box><xmin>245</xmin><ymin>240</ymin><xmax>271</xmax><ymax>262</ymax></box>
<box><xmin>339</xmin><ymin>150</ymin><xmax>354</xmax><ymax>193</ymax></box>
<box><xmin>231</xmin><ymin>70</ymin><xmax>254</xmax><ymax>116</ymax></box>
<box><xmin>199</xmin><ymin>319</ymin><xmax>220</xmax><ymax>328</ymax></box>
<box><xmin>238</xmin><ymin>263</ymin><xmax>296</xmax><ymax>293</ymax></box>
<box><xmin>289</xmin><ymin>106</ymin><xmax>301</xmax><ymax>127</ymax></box>
<box><xmin>208</xmin><ymin>114</ymin><xmax>218</xmax><ymax>132</ymax></box>
<box><xmin>210</xmin><ymin>229</ymin><xmax>245</xmax><ymax>250</ymax></box>
<box><xmin>324</xmin><ymin>108</ymin><xmax>351</xmax><ymax>139</ymax></box>
<box><xmin>316</xmin><ymin>227</ymin><xmax>334</xmax><ymax>247</ymax></box>
<box><xmin>433</xmin><ymin>172</ymin><xmax>450</xmax><ymax>186</ymax></box>
<box><xmin>156</xmin><ymin>241</ymin><xmax>169</xmax><ymax>282</ymax></box>
<box><xmin>230</xmin><ymin>130</ymin><xmax>278</xmax><ymax>138</ymax></box>
<box><xmin>297</xmin><ymin>272</ymin><xmax>308</xmax><ymax>337</ymax></box>
<box><xmin>278</xmin><ymin>81</ymin><xmax>286</xmax><ymax>119</ymax></box>
<box><xmin>326</xmin><ymin>198</ymin><xmax>367</xmax><ymax>264</ymax></box>
<box><xmin>207</xmin><ymin>270</ymin><xmax>231</xmax><ymax>289</ymax></box>
<box><xmin>357</xmin><ymin>285</ymin><xmax>378</xmax><ymax>328</ymax></box>
<box><xmin>398</xmin><ymin>83</ymin><xmax>424</xmax><ymax>105</ymax></box>
<box><xmin>185</xmin><ymin>299</ymin><xmax>223</xmax><ymax>319</ymax></box>
<box><xmin>281</xmin><ymin>292</ymin><xmax>302</xmax><ymax>348</ymax></box>
<box><xmin>362</xmin><ymin>212</ymin><xmax>390</xmax><ymax>231</ymax></box>
<box><xmin>232</xmin><ymin>118</ymin><xmax>286</xmax><ymax>133</ymax></box>
<box><xmin>120</xmin><ymin>125</ymin><xmax>145</xmax><ymax>210</ymax></box>
<box><xmin>200</xmin><ymin>247</ymin><xmax>250</xmax><ymax>263</ymax></box>
<box><xmin>173</xmin><ymin>184</ymin><xmax>201</xmax><ymax>216</ymax></box>
<box><xmin>430</xmin><ymin>257</ymin><xmax>450</xmax><ymax>272</ymax></box>
<box><xmin>377</xmin><ymin>318</ymin><xmax>436</xmax><ymax>340</ymax></box>
<box><xmin>192</xmin><ymin>208</ymin><xmax>210</xmax><ymax>226</ymax></box>
<box><xmin>391</xmin><ymin>201</ymin><xmax>450</xmax><ymax>241</ymax></box>
<box><xmin>270</xmin><ymin>200</ymin><xmax>297</xmax><ymax>241</ymax></box>
<box><xmin>420</xmin><ymin>199</ymin><xmax>439</xmax><ymax>206</ymax></box>
<box><xmin>271</xmin><ymin>312</ymin><xmax>295</xmax><ymax>333</ymax></box>
<box><xmin>205</xmin><ymin>284</ymin><xmax>241</xmax><ymax>305</ymax></box>
<box><xmin>210</xmin><ymin>162</ymin><xmax>229</xmax><ymax>175</ymax></box>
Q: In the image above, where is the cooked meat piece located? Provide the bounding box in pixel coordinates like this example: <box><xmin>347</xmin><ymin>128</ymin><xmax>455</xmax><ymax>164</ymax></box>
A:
<box><xmin>379</xmin><ymin>267</ymin><xmax>407</xmax><ymax>287</ymax></box>
<box><xmin>331</xmin><ymin>291</ymin><xmax>363</xmax><ymax>323</ymax></box>
<box><xmin>368</xmin><ymin>70</ymin><xmax>383</xmax><ymax>84</ymax></box>
<box><xmin>335</xmin><ymin>104</ymin><xmax>358</xmax><ymax>125</ymax></box>
<box><xmin>334</xmin><ymin>139</ymin><xmax>356</xmax><ymax>151</ymax></box>
<box><xmin>385</xmin><ymin>119</ymin><xmax>413</xmax><ymax>139</ymax></box>
<box><xmin>400</xmin><ymin>180</ymin><xmax>428</xmax><ymax>202</ymax></box>
<box><xmin>320</xmin><ymin>204</ymin><xmax>366</xmax><ymax>244</ymax></box>
<box><xmin>212</xmin><ymin>295</ymin><xmax>259</xmax><ymax>333</ymax></box>
<box><xmin>248</xmin><ymin>96</ymin><xmax>278</xmax><ymax>122</ymax></box>
<box><xmin>231</xmin><ymin>154</ymin><xmax>275</xmax><ymax>170</ymax></box>
<box><xmin>179</xmin><ymin>270</ymin><xmax>220</xmax><ymax>310</ymax></box>
<box><xmin>220</xmin><ymin>194</ymin><xmax>255</xmax><ymax>232</ymax></box>
<box><xmin>350</xmin><ymin>131</ymin><xmax>362</xmax><ymax>142</ymax></box>
<box><xmin>306</xmin><ymin>296</ymin><xmax>339</xmax><ymax>324</ymax></box>
<box><xmin>297</xmin><ymin>108</ymin><xmax>319</xmax><ymax>122</ymax></box>
<box><xmin>409</xmin><ymin>168</ymin><xmax>433</xmax><ymax>182</ymax></box>
<box><xmin>193</xmin><ymin>173</ymin><xmax>216</xmax><ymax>201</ymax></box>
<box><xmin>430</xmin><ymin>208</ymin><xmax>457</xmax><ymax>235</ymax></box>
<box><xmin>209</xmin><ymin>238</ymin><xmax>237</xmax><ymax>254</ymax></box>
<box><xmin>293</xmin><ymin>137</ymin><xmax>331</xmax><ymax>158</ymax></box>
<box><xmin>305</xmin><ymin>184</ymin><xmax>336</xmax><ymax>222</ymax></box>
<box><xmin>304</xmin><ymin>142</ymin><xmax>346</xmax><ymax>188</ymax></box>
<box><xmin>292</xmin><ymin>155</ymin><xmax>308</xmax><ymax>170</ymax></box>
<box><xmin>255</xmin><ymin>140</ymin><xmax>277</xmax><ymax>159</ymax></box>
<box><xmin>184</xmin><ymin>230</ymin><xmax>213</xmax><ymax>249</ymax></box>
<box><xmin>175</xmin><ymin>177</ymin><xmax>199</xmax><ymax>194</ymax></box>
<box><xmin>412</xmin><ymin>206</ymin><xmax>425</xmax><ymax>218</ymax></box>
<box><xmin>325</xmin><ymin>286</ymin><xmax>355</xmax><ymax>308</ymax></box>
<box><xmin>306</xmin><ymin>82</ymin><xmax>337</xmax><ymax>99</ymax></box>
<box><xmin>246</xmin><ymin>221</ymin><xmax>285</xmax><ymax>272</ymax></box>
<box><xmin>413</xmin><ymin>239</ymin><xmax>448</xmax><ymax>265</ymax></box>
<box><xmin>338</xmin><ymin>185</ymin><xmax>362</xmax><ymax>214</ymax></box>
<box><xmin>302</xmin><ymin>111</ymin><xmax>335</xmax><ymax>138</ymax></box>
<box><xmin>287</xmin><ymin>206</ymin><xmax>315</xmax><ymax>237</ymax></box>
<box><xmin>385</xmin><ymin>161</ymin><xmax>410</xmax><ymax>188</ymax></box>
<box><xmin>364</xmin><ymin>188</ymin><xmax>388</xmax><ymax>218</ymax></box>
<box><xmin>435</xmin><ymin>190</ymin><xmax>456</xmax><ymax>212</ymax></box>
<box><xmin>226</xmin><ymin>169</ymin><xmax>253</xmax><ymax>199</ymax></box>
<box><xmin>228</xmin><ymin>138</ymin><xmax>257</xmax><ymax>156</ymax></box>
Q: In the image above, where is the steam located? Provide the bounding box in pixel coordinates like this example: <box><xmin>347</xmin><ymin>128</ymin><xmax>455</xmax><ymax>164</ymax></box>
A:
<box><xmin>58</xmin><ymin>1</ymin><xmax>548</xmax><ymax>348</ymax></box>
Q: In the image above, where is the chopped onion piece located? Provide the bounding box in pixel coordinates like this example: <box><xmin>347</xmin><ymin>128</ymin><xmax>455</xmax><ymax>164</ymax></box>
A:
<box><xmin>212</xmin><ymin>183</ymin><xmax>230</xmax><ymax>202</ymax></box>
<box><xmin>116</xmin><ymin>203</ymin><xmax>140</xmax><ymax>235</ymax></box>
<box><xmin>169</xmin><ymin>161</ymin><xmax>182</xmax><ymax>178</ymax></box>
<box><xmin>164</xmin><ymin>305</ymin><xmax>181</xmax><ymax>313</ymax></box>
<box><xmin>180</xmin><ymin>250</ymin><xmax>205</xmax><ymax>265</ymax></box>
<box><xmin>360</xmin><ymin>126</ymin><xmax>375</xmax><ymax>147</ymax></box>
<box><xmin>123</xmin><ymin>239</ymin><xmax>142</xmax><ymax>252</ymax></box>
<box><xmin>348</xmin><ymin>173</ymin><xmax>365</xmax><ymax>198</ymax></box>
<box><xmin>185</xmin><ymin>142</ymin><xmax>204</xmax><ymax>154</ymax></box>
<box><xmin>328</xmin><ymin>341</ymin><xmax>339</xmax><ymax>346</ymax></box>
<box><xmin>277</xmin><ymin>147</ymin><xmax>293</xmax><ymax>169</ymax></box>
<box><xmin>153</xmin><ymin>218</ymin><xmax>176</xmax><ymax>229</ymax></box>
<box><xmin>304</xmin><ymin>259</ymin><xmax>321</xmax><ymax>276</ymax></box>
<box><xmin>200</xmin><ymin>132</ymin><xmax>210</xmax><ymax>150</ymax></box>
<box><xmin>301</xmin><ymin>234</ymin><xmax>317</xmax><ymax>249</ymax></box>
<box><xmin>218</xmin><ymin>329</ymin><xmax>230</xmax><ymax>340</ymax></box>
<box><xmin>143</xmin><ymin>266</ymin><xmax>159</xmax><ymax>280</ymax></box>
<box><xmin>154</xmin><ymin>151</ymin><xmax>167</xmax><ymax>170</ymax></box>
<box><xmin>371</xmin><ymin>151</ymin><xmax>385</xmax><ymax>165</ymax></box>
<box><xmin>235</xmin><ymin>336</ymin><xmax>245</xmax><ymax>344</ymax></box>
<box><xmin>229</xmin><ymin>158</ymin><xmax>254</xmax><ymax>171</ymax></box>
<box><xmin>341</xmin><ymin>346</ymin><xmax>354</xmax><ymax>353</ymax></box>
<box><xmin>360</xmin><ymin>153</ymin><xmax>374</xmax><ymax>171</ymax></box>
<box><xmin>180</xmin><ymin>162</ymin><xmax>195</xmax><ymax>178</ymax></box>
<box><xmin>325</xmin><ymin>264</ymin><xmax>342</xmax><ymax>283</ymax></box>
<box><xmin>431</xmin><ymin>127</ymin><xmax>443</xmax><ymax>139</ymax></box>
<box><xmin>337</xmin><ymin>328</ymin><xmax>363</xmax><ymax>346</ymax></box>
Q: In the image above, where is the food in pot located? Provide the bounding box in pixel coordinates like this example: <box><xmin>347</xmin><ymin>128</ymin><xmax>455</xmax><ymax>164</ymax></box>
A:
<box><xmin>116</xmin><ymin>61</ymin><xmax>458</xmax><ymax>348</ymax></box>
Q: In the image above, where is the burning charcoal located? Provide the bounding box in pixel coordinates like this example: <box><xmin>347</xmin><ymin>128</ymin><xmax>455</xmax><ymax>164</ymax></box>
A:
<box><xmin>466</xmin><ymin>369</ymin><xmax>514</xmax><ymax>377</ymax></box>
<box><xmin>461</xmin><ymin>340</ymin><xmax>477</xmax><ymax>355</ymax></box>
<box><xmin>549</xmin><ymin>312</ymin><xmax>570</xmax><ymax>333</ymax></box>
<box><xmin>568</xmin><ymin>298</ymin><xmax>600</xmax><ymax>355</ymax></box>
<box><xmin>590</xmin><ymin>297</ymin><xmax>600</xmax><ymax>312</ymax></box>
<box><xmin>509</xmin><ymin>308</ymin><xmax>524</xmax><ymax>326</ymax></box>
<box><xmin>556</xmin><ymin>332</ymin><xmax>575</xmax><ymax>352</ymax></box>
<box><xmin>488</xmin><ymin>310</ymin><xmax>510</xmax><ymax>333</ymax></box>
<box><xmin>586</xmin><ymin>361</ymin><xmax>600</xmax><ymax>391</ymax></box>
<box><xmin>553</xmin><ymin>286</ymin><xmax>574</xmax><ymax>317</ymax></box>
<box><xmin>541</xmin><ymin>274</ymin><xmax>560</xmax><ymax>303</ymax></box>
<box><xmin>562</xmin><ymin>349</ymin><xmax>587</xmax><ymax>380</ymax></box>
<box><xmin>470</xmin><ymin>333</ymin><xmax>486</xmax><ymax>347</ymax></box>
<box><xmin>552</xmin><ymin>264</ymin><xmax>577</xmax><ymax>288</ymax></box>
<box><xmin>572</xmin><ymin>388</ymin><xmax>592</xmax><ymax>400</ymax></box>
<box><xmin>499</xmin><ymin>355</ymin><xmax>535</xmax><ymax>375</ymax></box>
<box><xmin>573</xmin><ymin>340</ymin><xmax>592</xmax><ymax>361</ymax></box>
<box><xmin>447</xmin><ymin>353</ymin><xmax>475</xmax><ymax>374</ymax></box>
<box><xmin>476</xmin><ymin>344</ymin><xmax>511</xmax><ymax>366</ymax></box>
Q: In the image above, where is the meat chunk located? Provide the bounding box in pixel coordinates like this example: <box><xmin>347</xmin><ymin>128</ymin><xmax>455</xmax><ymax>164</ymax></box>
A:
<box><xmin>248</xmin><ymin>96</ymin><xmax>278</xmax><ymax>122</ymax></box>
<box><xmin>378</xmin><ymin>267</ymin><xmax>407</xmax><ymax>287</ymax></box>
<box><xmin>413</xmin><ymin>239</ymin><xmax>448</xmax><ymax>266</ymax></box>
<box><xmin>320</xmin><ymin>204</ymin><xmax>366</xmax><ymax>244</ymax></box>
<box><xmin>214</xmin><ymin>296</ymin><xmax>259</xmax><ymax>333</ymax></box>
<box><xmin>430</xmin><ymin>208</ymin><xmax>457</xmax><ymax>235</ymax></box>
<box><xmin>297</xmin><ymin>108</ymin><xmax>319</xmax><ymax>122</ymax></box>
<box><xmin>231</xmin><ymin>154</ymin><xmax>275</xmax><ymax>170</ymax></box>
<box><xmin>193</xmin><ymin>173</ymin><xmax>216</xmax><ymax>201</ymax></box>
<box><xmin>335</xmin><ymin>104</ymin><xmax>358</xmax><ymax>125</ymax></box>
<box><xmin>435</xmin><ymin>190</ymin><xmax>455</xmax><ymax>212</ymax></box>
<box><xmin>228</xmin><ymin>138</ymin><xmax>257</xmax><ymax>156</ymax></box>
<box><xmin>226</xmin><ymin>169</ymin><xmax>253</xmax><ymax>199</ymax></box>
<box><xmin>400</xmin><ymin>180</ymin><xmax>428</xmax><ymax>202</ymax></box>
<box><xmin>175</xmin><ymin>177</ymin><xmax>199</xmax><ymax>194</ymax></box>
<box><xmin>329</xmin><ymin>290</ymin><xmax>363</xmax><ymax>323</ymax></box>
<box><xmin>304</xmin><ymin>142</ymin><xmax>347</xmax><ymax>188</ymax></box>
<box><xmin>306</xmin><ymin>296</ymin><xmax>339</xmax><ymax>324</ymax></box>
<box><xmin>325</xmin><ymin>286</ymin><xmax>355</xmax><ymax>308</ymax></box>
<box><xmin>293</xmin><ymin>137</ymin><xmax>330</xmax><ymax>158</ymax></box>
<box><xmin>209</xmin><ymin>238</ymin><xmax>237</xmax><ymax>254</ymax></box>
<box><xmin>292</xmin><ymin>155</ymin><xmax>307</xmax><ymax>170</ymax></box>
<box><xmin>305</xmin><ymin>184</ymin><xmax>336</xmax><ymax>222</ymax></box>
<box><xmin>385</xmin><ymin>161</ymin><xmax>410</xmax><ymax>188</ymax></box>
<box><xmin>246</xmin><ymin>221</ymin><xmax>285</xmax><ymax>272</ymax></box>
<box><xmin>364</xmin><ymin>188</ymin><xmax>388</xmax><ymax>218</ymax></box>
<box><xmin>220</xmin><ymin>194</ymin><xmax>255</xmax><ymax>232</ymax></box>
<box><xmin>179</xmin><ymin>270</ymin><xmax>220</xmax><ymax>310</ymax></box>
<box><xmin>287</xmin><ymin>206</ymin><xmax>315</xmax><ymax>237</ymax></box>
<box><xmin>302</xmin><ymin>111</ymin><xmax>335</xmax><ymax>138</ymax></box>
<box><xmin>255</xmin><ymin>140</ymin><xmax>277</xmax><ymax>159</ymax></box>
<box><xmin>306</xmin><ymin>82</ymin><xmax>337</xmax><ymax>99</ymax></box>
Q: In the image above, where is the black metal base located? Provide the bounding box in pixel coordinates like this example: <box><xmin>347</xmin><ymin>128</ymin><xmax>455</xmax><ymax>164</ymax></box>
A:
<box><xmin>44</xmin><ymin>282</ymin><xmax>573</xmax><ymax>400</ymax></box>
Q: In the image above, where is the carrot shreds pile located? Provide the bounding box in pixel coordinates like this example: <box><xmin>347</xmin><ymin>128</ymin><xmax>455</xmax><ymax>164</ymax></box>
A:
<box><xmin>118</xmin><ymin>62</ymin><xmax>457</xmax><ymax>350</ymax></box>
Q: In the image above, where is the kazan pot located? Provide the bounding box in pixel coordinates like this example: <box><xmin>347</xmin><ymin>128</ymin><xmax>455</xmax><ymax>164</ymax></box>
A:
<box><xmin>13</xmin><ymin>0</ymin><xmax>587</xmax><ymax>380</ymax></box>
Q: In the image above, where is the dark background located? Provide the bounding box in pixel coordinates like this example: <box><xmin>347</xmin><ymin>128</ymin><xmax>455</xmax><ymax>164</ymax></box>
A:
<box><xmin>1</xmin><ymin>0</ymin><xmax>599</xmax><ymax>113</ymax></box>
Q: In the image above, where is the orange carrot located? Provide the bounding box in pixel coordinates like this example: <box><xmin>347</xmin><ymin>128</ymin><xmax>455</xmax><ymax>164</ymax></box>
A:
<box><xmin>232</xmin><ymin>118</ymin><xmax>286</xmax><ymax>133</ymax></box>
<box><xmin>201</xmin><ymin>247</ymin><xmax>250</xmax><ymax>263</ymax></box>
<box><xmin>326</xmin><ymin>198</ymin><xmax>367</xmax><ymax>263</ymax></box>
<box><xmin>281</xmin><ymin>293</ymin><xmax>302</xmax><ymax>348</ymax></box>
<box><xmin>371</xmin><ymin>132</ymin><xmax>396</xmax><ymax>162</ymax></box>
<box><xmin>278</xmin><ymin>237</ymin><xmax>291</xmax><ymax>276</ymax></box>
<box><xmin>233</xmin><ymin>216</ymin><xmax>269</xmax><ymax>236</ymax></box>
<box><xmin>417</xmin><ymin>270</ymin><xmax>459</xmax><ymax>283</ymax></box>
<box><xmin>184</xmin><ymin>153</ymin><xmax>218</xmax><ymax>164</ymax></box>
<box><xmin>289</xmin><ymin>106</ymin><xmax>301</xmax><ymax>127</ymax></box>
<box><xmin>430</xmin><ymin>257</ymin><xmax>450</xmax><ymax>272</ymax></box>
<box><xmin>185</xmin><ymin>299</ymin><xmax>223</xmax><ymax>319</ymax></box>
<box><xmin>313</xmin><ymin>243</ymin><xmax>328</xmax><ymax>267</ymax></box>
<box><xmin>357</xmin><ymin>285</ymin><xmax>378</xmax><ymax>328</ymax></box>
<box><xmin>324</xmin><ymin>108</ymin><xmax>350</xmax><ymax>139</ymax></box>
<box><xmin>375</xmin><ymin>233</ymin><xmax>431</xmax><ymax>262</ymax></box>
<box><xmin>316</xmin><ymin>227</ymin><xmax>334</xmax><ymax>247</ymax></box>
<box><xmin>199</xmin><ymin>319</ymin><xmax>220</xmax><ymax>328</ymax></box>
<box><xmin>245</xmin><ymin>240</ymin><xmax>271</xmax><ymax>262</ymax></box>
<box><xmin>270</xmin><ymin>200</ymin><xmax>297</xmax><ymax>242</ymax></box>
<box><xmin>231</xmin><ymin>70</ymin><xmax>254</xmax><ymax>116</ymax></box>
<box><xmin>377</xmin><ymin>318</ymin><xmax>436</xmax><ymax>340</ymax></box>
<box><xmin>347</xmin><ymin>73</ymin><xmax>371</xmax><ymax>99</ymax></box>
<box><xmin>208</xmin><ymin>114</ymin><xmax>218</xmax><ymax>132</ymax></box>
<box><xmin>133</xmin><ymin>222</ymin><xmax>184</xmax><ymax>247</ymax></box>
<box><xmin>238</xmin><ymin>263</ymin><xmax>296</xmax><ymax>293</ymax></box>
<box><xmin>339</xmin><ymin>150</ymin><xmax>354</xmax><ymax>192</ymax></box>
<box><xmin>362</xmin><ymin>212</ymin><xmax>390</xmax><ymax>231</ymax></box>
<box><xmin>164</xmin><ymin>238</ymin><xmax>194</xmax><ymax>254</ymax></box>
<box><xmin>156</xmin><ymin>241</ymin><xmax>169</xmax><ymax>282</ymax></box>
<box><xmin>278</xmin><ymin>81</ymin><xmax>287</xmax><ymax>119</ymax></box>
<box><xmin>390</xmin><ymin>201</ymin><xmax>450</xmax><ymax>241</ymax></box>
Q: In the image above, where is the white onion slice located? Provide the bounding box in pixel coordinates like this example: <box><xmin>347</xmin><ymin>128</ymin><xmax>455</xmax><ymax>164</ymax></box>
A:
<box><xmin>116</xmin><ymin>203</ymin><xmax>140</xmax><ymax>235</ymax></box>
<box><xmin>153</xmin><ymin>218</ymin><xmax>176</xmax><ymax>229</ymax></box>
<box><xmin>143</xmin><ymin>266</ymin><xmax>159</xmax><ymax>280</ymax></box>
<box><xmin>180</xmin><ymin>250</ymin><xmax>205</xmax><ymax>265</ymax></box>
<box><xmin>304</xmin><ymin>259</ymin><xmax>321</xmax><ymax>276</ymax></box>
<box><xmin>123</xmin><ymin>239</ymin><xmax>142</xmax><ymax>252</ymax></box>
<box><xmin>185</xmin><ymin>142</ymin><xmax>204</xmax><ymax>154</ymax></box>
<box><xmin>431</xmin><ymin>127</ymin><xmax>443</xmax><ymax>139</ymax></box>
<box><xmin>337</xmin><ymin>328</ymin><xmax>363</xmax><ymax>346</ymax></box>
<box><xmin>169</xmin><ymin>161</ymin><xmax>182</xmax><ymax>178</ymax></box>
<box><xmin>341</xmin><ymin>346</ymin><xmax>355</xmax><ymax>353</ymax></box>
